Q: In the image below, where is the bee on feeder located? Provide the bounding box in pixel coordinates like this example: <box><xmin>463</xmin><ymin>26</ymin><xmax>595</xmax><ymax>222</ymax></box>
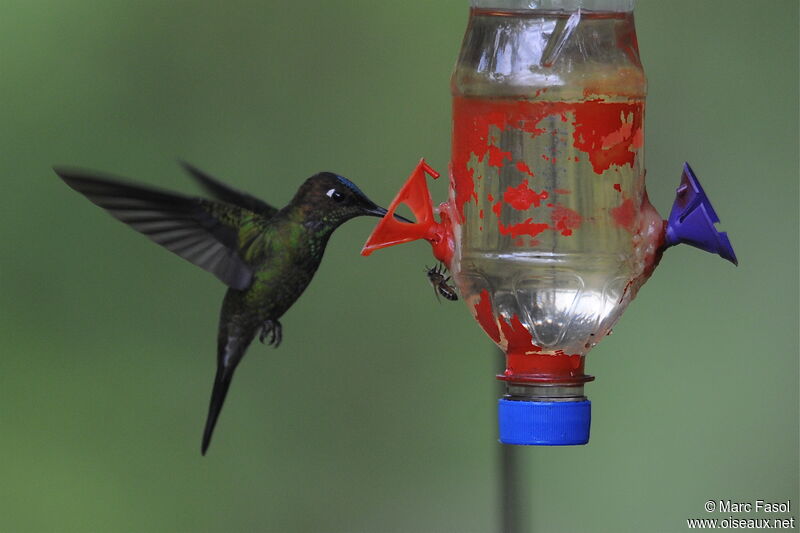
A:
<box><xmin>426</xmin><ymin>263</ymin><xmax>458</xmax><ymax>302</ymax></box>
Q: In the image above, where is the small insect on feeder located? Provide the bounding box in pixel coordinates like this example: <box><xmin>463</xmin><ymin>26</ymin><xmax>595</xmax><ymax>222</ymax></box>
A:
<box><xmin>362</xmin><ymin>0</ymin><xmax>736</xmax><ymax>445</ymax></box>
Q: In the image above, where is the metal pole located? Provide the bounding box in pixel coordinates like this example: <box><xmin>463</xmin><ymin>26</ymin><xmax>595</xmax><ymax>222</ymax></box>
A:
<box><xmin>498</xmin><ymin>348</ymin><xmax>528</xmax><ymax>533</ymax></box>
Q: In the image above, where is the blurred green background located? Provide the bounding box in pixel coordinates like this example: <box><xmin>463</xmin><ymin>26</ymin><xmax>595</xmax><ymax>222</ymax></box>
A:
<box><xmin>1</xmin><ymin>1</ymin><xmax>796</xmax><ymax>531</ymax></box>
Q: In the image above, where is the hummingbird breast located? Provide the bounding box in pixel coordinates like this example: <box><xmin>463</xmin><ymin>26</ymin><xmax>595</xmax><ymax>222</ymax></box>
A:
<box><xmin>240</xmin><ymin>226</ymin><xmax>329</xmax><ymax>322</ymax></box>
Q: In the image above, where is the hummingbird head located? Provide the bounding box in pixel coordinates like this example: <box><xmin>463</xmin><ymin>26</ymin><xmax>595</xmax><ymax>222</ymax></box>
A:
<box><xmin>292</xmin><ymin>172</ymin><xmax>409</xmax><ymax>227</ymax></box>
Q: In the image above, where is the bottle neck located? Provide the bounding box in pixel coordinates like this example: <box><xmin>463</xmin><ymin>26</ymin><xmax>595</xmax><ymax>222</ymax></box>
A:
<box><xmin>470</xmin><ymin>0</ymin><xmax>634</xmax><ymax>11</ymax></box>
<box><xmin>504</xmin><ymin>383</ymin><xmax>588</xmax><ymax>402</ymax></box>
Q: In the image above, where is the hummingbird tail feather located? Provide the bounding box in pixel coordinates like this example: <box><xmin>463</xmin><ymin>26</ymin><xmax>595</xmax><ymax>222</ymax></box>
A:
<box><xmin>201</xmin><ymin>366</ymin><xmax>233</xmax><ymax>456</ymax></box>
<box><xmin>201</xmin><ymin>320</ymin><xmax>256</xmax><ymax>455</ymax></box>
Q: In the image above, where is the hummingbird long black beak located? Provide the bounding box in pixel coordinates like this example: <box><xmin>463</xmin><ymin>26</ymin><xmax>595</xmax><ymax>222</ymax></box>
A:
<box><xmin>364</xmin><ymin>204</ymin><xmax>414</xmax><ymax>224</ymax></box>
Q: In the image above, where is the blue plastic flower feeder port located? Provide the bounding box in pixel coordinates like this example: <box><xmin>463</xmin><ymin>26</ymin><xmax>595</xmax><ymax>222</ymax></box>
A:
<box><xmin>664</xmin><ymin>163</ymin><xmax>738</xmax><ymax>265</ymax></box>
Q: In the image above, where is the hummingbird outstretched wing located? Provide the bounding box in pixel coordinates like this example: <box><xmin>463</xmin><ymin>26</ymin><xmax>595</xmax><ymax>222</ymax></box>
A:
<box><xmin>179</xmin><ymin>161</ymin><xmax>279</xmax><ymax>219</ymax></box>
<box><xmin>55</xmin><ymin>168</ymin><xmax>254</xmax><ymax>290</ymax></box>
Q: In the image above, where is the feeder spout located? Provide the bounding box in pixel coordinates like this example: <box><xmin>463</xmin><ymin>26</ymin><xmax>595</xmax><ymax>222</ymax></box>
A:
<box><xmin>663</xmin><ymin>163</ymin><xmax>738</xmax><ymax>265</ymax></box>
<box><xmin>361</xmin><ymin>159</ymin><xmax>454</xmax><ymax>266</ymax></box>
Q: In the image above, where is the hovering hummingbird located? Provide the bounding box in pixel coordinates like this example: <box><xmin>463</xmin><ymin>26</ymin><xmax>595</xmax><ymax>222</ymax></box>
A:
<box><xmin>55</xmin><ymin>162</ymin><xmax>406</xmax><ymax>454</ymax></box>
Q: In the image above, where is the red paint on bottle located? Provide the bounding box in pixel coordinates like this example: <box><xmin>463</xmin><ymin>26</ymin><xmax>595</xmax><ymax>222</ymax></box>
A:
<box><xmin>554</xmin><ymin>349</ymin><xmax>580</xmax><ymax>357</ymax></box>
<box><xmin>611</xmin><ymin>198</ymin><xmax>636</xmax><ymax>232</ymax></box>
<box><xmin>571</xmin><ymin>101</ymin><xmax>643</xmax><ymax>174</ymax></box>
<box><xmin>553</xmin><ymin>188</ymin><xmax>571</xmax><ymax>195</ymax></box>
<box><xmin>499</xmin><ymin>314</ymin><xmax>542</xmax><ymax>355</ymax></box>
<box><xmin>493</xmin><ymin>315</ymin><xmax>591</xmax><ymax>384</ymax></box>
<box><xmin>516</xmin><ymin>160</ymin><xmax>535</xmax><ymax>176</ymax></box>
<box><xmin>492</xmin><ymin>201</ymin><xmax>503</xmax><ymax>218</ymax></box>
<box><xmin>479</xmin><ymin>209</ymin><xmax>484</xmax><ymax>219</ymax></box>
<box><xmin>487</xmin><ymin>193</ymin><xmax>494</xmax><ymax>202</ymax></box>
<box><xmin>474</xmin><ymin>289</ymin><xmax>500</xmax><ymax>343</ymax></box>
<box><xmin>452</xmin><ymin>97</ymin><xmax>644</xmax><ymax>219</ymax></box>
<box><xmin>452</xmin><ymin>98</ymin><xmax>566</xmax><ymax>219</ymax></box>
<box><xmin>503</xmin><ymin>179</ymin><xmax>548</xmax><ymax>210</ymax></box>
<box><xmin>631</xmin><ymin>126</ymin><xmax>644</xmax><ymax>149</ymax></box>
<box><xmin>551</xmin><ymin>204</ymin><xmax>583</xmax><ymax>236</ymax></box>
<box><xmin>487</xmin><ymin>145</ymin><xmax>513</xmax><ymax>167</ymax></box>
<box><xmin>620</xmin><ymin>190</ymin><xmax>667</xmax><ymax>301</ymax></box>
<box><xmin>600</xmin><ymin>118</ymin><xmax>633</xmax><ymax>149</ymax></box>
<box><xmin>498</xmin><ymin>219</ymin><xmax>550</xmax><ymax>238</ymax></box>
<box><xmin>501</xmin><ymin>351</ymin><xmax>588</xmax><ymax>383</ymax></box>
<box><xmin>613</xmin><ymin>183</ymin><xmax>622</xmax><ymax>192</ymax></box>
<box><xmin>453</xmin><ymin>166</ymin><xmax>476</xmax><ymax>221</ymax></box>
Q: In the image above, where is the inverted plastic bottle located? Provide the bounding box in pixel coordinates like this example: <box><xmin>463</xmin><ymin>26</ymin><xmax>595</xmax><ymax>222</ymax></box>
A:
<box><xmin>362</xmin><ymin>0</ymin><xmax>736</xmax><ymax>446</ymax></box>
<box><xmin>451</xmin><ymin>0</ymin><xmax>655</xmax><ymax>445</ymax></box>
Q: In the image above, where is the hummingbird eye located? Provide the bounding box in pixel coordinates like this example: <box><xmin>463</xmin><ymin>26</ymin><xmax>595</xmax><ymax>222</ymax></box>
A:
<box><xmin>326</xmin><ymin>188</ymin><xmax>345</xmax><ymax>202</ymax></box>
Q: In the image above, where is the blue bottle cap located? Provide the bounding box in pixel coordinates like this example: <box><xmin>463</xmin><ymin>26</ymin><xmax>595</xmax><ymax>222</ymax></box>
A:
<box><xmin>498</xmin><ymin>398</ymin><xmax>591</xmax><ymax>445</ymax></box>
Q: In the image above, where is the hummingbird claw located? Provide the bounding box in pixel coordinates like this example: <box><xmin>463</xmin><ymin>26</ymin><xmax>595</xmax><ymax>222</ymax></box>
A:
<box><xmin>272</xmin><ymin>321</ymin><xmax>282</xmax><ymax>347</ymax></box>
<box><xmin>259</xmin><ymin>320</ymin><xmax>282</xmax><ymax>348</ymax></box>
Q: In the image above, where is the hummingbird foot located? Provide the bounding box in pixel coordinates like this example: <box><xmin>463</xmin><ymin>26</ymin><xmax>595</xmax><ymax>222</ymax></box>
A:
<box><xmin>259</xmin><ymin>319</ymin><xmax>282</xmax><ymax>347</ymax></box>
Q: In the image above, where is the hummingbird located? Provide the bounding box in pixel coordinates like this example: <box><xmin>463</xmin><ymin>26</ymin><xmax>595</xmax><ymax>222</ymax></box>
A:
<box><xmin>55</xmin><ymin>162</ymin><xmax>406</xmax><ymax>454</ymax></box>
